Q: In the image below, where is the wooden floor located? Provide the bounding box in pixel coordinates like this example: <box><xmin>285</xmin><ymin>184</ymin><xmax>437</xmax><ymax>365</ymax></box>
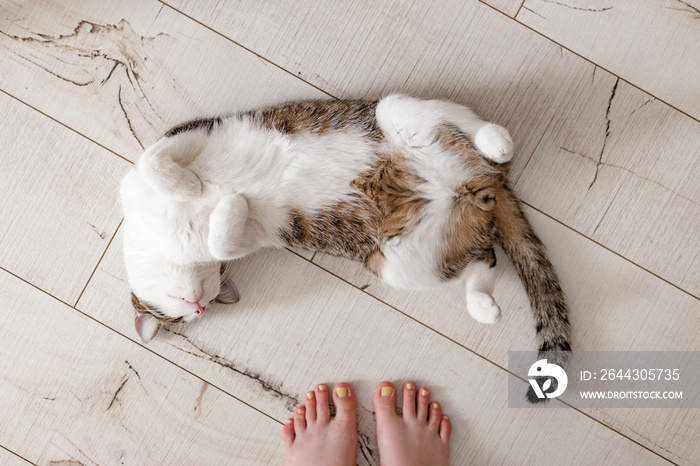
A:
<box><xmin>1</xmin><ymin>0</ymin><xmax>698</xmax><ymax>464</ymax></box>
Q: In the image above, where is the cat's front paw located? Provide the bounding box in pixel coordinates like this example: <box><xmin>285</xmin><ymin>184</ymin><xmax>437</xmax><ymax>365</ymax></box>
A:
<box><xmin>467</xmin><ymin>292</ymin><xmax>502</xmax><ymax>324</ymax></box>
<box><xmin>474</xmin><ymin>124</ymin><xmax>513</xmax><ymax>163</ymax></box>
<box><xmin>397</xmin><ymin>126</ymin><xmax>436</xmax><ymax>148</ymax></box>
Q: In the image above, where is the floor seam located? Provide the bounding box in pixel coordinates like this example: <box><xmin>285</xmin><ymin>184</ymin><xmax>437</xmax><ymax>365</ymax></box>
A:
<box><xmin>0</xmin><ymin>445</ymin><xmax>36</xmax><ymax>466</ymax></box>
<box><xmin>74</xmin><ymin>219</ymin><xmax>123</xmax><ymax>308</ymax></box>
<box><xmin>0</xmin><ymin>89</ymin><xmax>133</xmax><ymax>165</ymax></box>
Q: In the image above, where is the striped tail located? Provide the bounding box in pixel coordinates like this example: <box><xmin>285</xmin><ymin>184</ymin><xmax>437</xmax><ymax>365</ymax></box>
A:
<box><xmin>494</xmin><ymin>185</ymin><xmax>571</xmax><ymax>366</ymax></box>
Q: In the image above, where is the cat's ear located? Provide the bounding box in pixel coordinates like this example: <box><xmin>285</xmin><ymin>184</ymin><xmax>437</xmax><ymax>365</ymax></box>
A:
<box><xmin>135</xmin><ymin>311</ymin><xmax>161</xmax><ymax>343</ymax></box>
<box><xmin>208</xmin><ymin>193</ymin><xmax>249</xmax><ymax>259</ymax></box>
<box><xmin>138</xmin><ymin>132</ymin><xmax>206</xmax><ymax>202</ymax></box>
<box><xmin>215</xmin><ymin>276</ymin><xmax>240</xmax><ymax>304</ymax></box>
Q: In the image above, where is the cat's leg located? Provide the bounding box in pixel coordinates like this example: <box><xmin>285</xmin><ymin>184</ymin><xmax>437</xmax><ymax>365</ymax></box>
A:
<box><xmin>139</xmin><ymin>130</ymin><xmax>208</xmax><ymax>201</ymax></box>
<box><xmin>376</xmin><ymin>94</ymin><xmax>513</xmax><ymax>163</ymax></box>
<box><xmin>207</xmin><ymin>193</ymin><xmax>250</xmax><ymax>259</ymax></box>
<box><xmin>462</xmin><ymin>251</ymin><xmax>501</xmax><ymax>324</ymax></box>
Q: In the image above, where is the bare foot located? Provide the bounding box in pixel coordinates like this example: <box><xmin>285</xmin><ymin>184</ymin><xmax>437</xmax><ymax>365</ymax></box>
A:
<box><xmin>282</xmin><ymin>383</ymin><xmax>358</xmax><ymax>466</ymax></box>
<box><xmin>374</xmin><ymin>381</ymin><xmax>451</xmax><ymax>466</ymax></box>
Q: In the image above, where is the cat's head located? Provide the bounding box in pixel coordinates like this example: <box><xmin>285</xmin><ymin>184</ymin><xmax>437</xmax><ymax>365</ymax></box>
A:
<box><xmin>125</xmin><ymin>249</ymin><xmax>239</xmax><ymax>343</ymax></box>
<box><xmin>120</xmin><ymin>161</ymin><xmax>238</xmax><ymax>343</ymax></box>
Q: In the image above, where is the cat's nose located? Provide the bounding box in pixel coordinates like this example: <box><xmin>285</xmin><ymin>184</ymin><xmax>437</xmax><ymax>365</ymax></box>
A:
<box><xmin>195</xmin><ymin>302</ymin><xmax>206</xmax><ymax>315</ymax></box>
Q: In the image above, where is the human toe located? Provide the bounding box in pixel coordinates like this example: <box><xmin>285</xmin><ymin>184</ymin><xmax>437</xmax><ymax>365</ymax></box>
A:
<box><xmin>440</xmin><ymin>415</ymin><xmax>452</xmax><ymax>444</ymax></box>
<box><xmin>373</xmin><ymin>381</ymin><xmax>399</xmax><ymax>421</ymax></box>
<box><xmin>417</xmin><ymin>387</ymin><xmax>430</xmax><ymax>421</ymax></box>
<box><xmin>293</xmin><ymin>405</ymin><xmax>306</xmax><ymax>433</ymax></box>
<box><xmin>403</xmin><ymin>382</ymin><xmax>417</xmax><ymax>418</ymax></box>
<box><xmin>304</xmin><ymin>390</ymin><xmax>317</xmax><ymax>423</ymax></box>
<box><xmin>282</xmin><ymin>418</ymin><xmax>295</xmax><ymax>448</ymax></box>
<box><xmin>332</xmin><ymin>383</ymin><xmax>357</xmax><ymax>422</ymax></box>
<box><xmin>428</xmin><ymin>401</ymin><xmax>442</xmax><ymax>432</ymax></box>
<box><xmin>315</xmin><ymin>384</ymin><xmax>330</xmax><ymax>422</ymax></box>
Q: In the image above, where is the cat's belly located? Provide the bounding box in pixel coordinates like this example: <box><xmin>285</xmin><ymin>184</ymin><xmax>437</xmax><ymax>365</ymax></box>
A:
<box><xmin>380</xmin><ymin>244</ymin><xmax>444</xmax><ymax>289</ymax></box>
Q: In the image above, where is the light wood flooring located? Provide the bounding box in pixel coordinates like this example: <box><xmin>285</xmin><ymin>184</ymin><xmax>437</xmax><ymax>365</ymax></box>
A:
<box><xmin>1</xmin><ymin>0</ymin><xmax>698</xmax><ymax>464</ymax></box>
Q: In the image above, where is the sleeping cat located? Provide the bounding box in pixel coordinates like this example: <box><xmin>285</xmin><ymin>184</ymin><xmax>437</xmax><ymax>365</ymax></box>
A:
<box><xmin>121</xmin><ymin>94</ymin><xmax>571</xmax><ymax>367</ymax></box>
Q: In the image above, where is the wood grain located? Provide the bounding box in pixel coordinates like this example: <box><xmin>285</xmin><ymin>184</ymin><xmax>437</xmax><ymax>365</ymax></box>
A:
<box><xmin>0</xmin><ymin>91</ymin><xmax>128</xmax><ymax>304</ymax></box>
<box><xmin>515</xmin><ymin>74</ymin><xmax>700</xmax><ymax>297</ymax></box>
<box><xmin>78</xmin><ymin>233</ymin><xmax>671</xmax><ymax>465</ymax></box>
<box><xmin>0</xmin><ymin>270</ymin><xmax>282</xmax><ymax>465</ymax></box>
<box><xmin>482</xmin><ymin>0</ymin><xmax>524</xmax><ymax>16</ymax></box>
<box><xmin>0</xmin><ymin>448</ymin><xmax>32</xmax><ymax>466</ymax></box>
<box><xmin>518</xmin><ymin>0</ymin><xmax>700</xmax><ymax>121</ymax></box>
<box><xmin>0</xmin><ymin>0</ymin><xmax>324</xmax><ymax>161</ymax></box>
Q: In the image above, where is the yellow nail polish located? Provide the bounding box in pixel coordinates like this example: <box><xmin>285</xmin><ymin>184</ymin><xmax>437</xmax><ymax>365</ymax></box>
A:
<box><xmin>335</xmin><ymin>386</ymin><xmax>349</xmax><ymax>398</ymax></box>
<box><xmin>432</xmin><ymin>402</ymin><xmax>439</xmax><ymax>409</ymax></box>
<box><xmin>406</xmin><ymin>383</ymin><xmax>414</xmax><ymax>390</ymax></box>
<box><xmin>381</xmin><ymin>386</ymin><xmax>394</xmax><ymax>396</ymax></box>
<box><xmin>318</xmin><ymin>384</ymin><xmax>327</xmax><ymax>391</ymax></box>
<box><xmin>296</xmin><ymin>408</ymin><xmax>303</xmax><ymax>414</ymax></box>
<box><xmin>306</xmin><ymin>391</ymin><xmax>314</xmax><ymax>399</ymax></box>
<box><xmin>443</xmin><ymin>415</ymin><xmax>449</xmax><ymax>421</ymax></box>
<box><xmin>421</xmin><ymin>389</ymin><xmax>429</xmax><ymax>397</ymax></box>
<box><xmin>285</xmin><ymin>418</ymin><xmax>293</xmax><ymax>424</ymax></box>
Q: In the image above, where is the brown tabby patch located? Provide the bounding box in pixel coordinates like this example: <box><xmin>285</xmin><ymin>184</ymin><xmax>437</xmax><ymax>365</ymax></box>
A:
<box><xmin>279</xmin><ymin>152</ymin><xmax>428</xmax><ymax>277</ymax></box>
<box><xmin>248</xmin><ymin>100</ymin><xmax>383</xmax><ymax>140</ymax></box>
<box><xmin>433</xmin><ymin>125</ymin><xmax>506</xmax><ymax>280</ymax></box>
<box><xmin>434</xmin><ymin>123</ymin><xmax>508</xmax><ymax>185</ymax></box>
<box><xmin>131</xmin><ymin>292</ymin><xmax>183</xmax><ymax>324</ymax></box>
<box><xmin>351</xmin><ymin>153</ymin><xmax>429</xmax><ymax>240</ymax></box>
<box><xmin>165</xmin><ymin>117</ymin><xmax>223</xmax><ymax>137</ymax></box>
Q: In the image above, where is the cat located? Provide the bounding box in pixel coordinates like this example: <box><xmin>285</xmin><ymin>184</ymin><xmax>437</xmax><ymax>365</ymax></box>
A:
<box><xmin>121</xmin><ymin>94</ymin><xmax>571</xmax><ymax>371</ymax></box>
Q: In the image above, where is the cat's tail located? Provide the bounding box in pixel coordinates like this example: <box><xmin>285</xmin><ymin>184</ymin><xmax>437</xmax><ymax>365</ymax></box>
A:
<box><xmin>494</xmin><ymin>185</ymin><xmax>571</xmax><ymax>368</ymax></box>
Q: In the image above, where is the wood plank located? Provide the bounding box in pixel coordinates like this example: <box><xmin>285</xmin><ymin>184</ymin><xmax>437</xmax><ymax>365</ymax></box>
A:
<box><xmin>482</xmin><ymin>0</ymin><xmax>524</xmax><ymax>17</ymax></box>
<box><xmin>0</xmin><ymin>447</ymin><xmax>32</xmax><ymax>466</ymax></box>
<box><xmin>0</xmin><ymin>270</ymin><xmax>281</xmax><ymax>465</ymax></box>
<box><xmin>515</xmin><ymin>74</ymin><xmax>700</xmax><ymax>296</ymax></box>
<box><xmin>312</xmin><ymin>205</ymin><xmax>700</xmax><ymax>464</ymax></box>
<box><xmin>0</xmin><ymin>0</ymin><xmax>324</xmax><ymax>162</ymax></box>
<box><xmin>0</xmin><ymin>91</ymin><xmax>128</xmax><ymax>304</ymax></box>
<box><xmin>518</xmin><ymin>0</ymin><xmax>700</xmax><ymax>121</ymax></box>
<box><xmin>78</xmin><ymin>233</ymin><xmax>670</xmax><ymax>465</ymax></box>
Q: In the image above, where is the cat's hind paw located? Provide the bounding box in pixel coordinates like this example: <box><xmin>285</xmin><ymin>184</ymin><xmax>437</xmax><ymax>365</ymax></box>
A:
<box><xmin>467</xmin><ymin>292</ymin><xmax>502</xmax><ymax>324</ymax></box>
<box><xmin>474</xmin><ymin>124</ymin><xmax>513</xmax><ymax>163</ymax></box>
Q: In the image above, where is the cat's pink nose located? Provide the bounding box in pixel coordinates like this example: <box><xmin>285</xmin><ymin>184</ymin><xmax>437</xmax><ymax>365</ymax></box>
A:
<box><xmin>195</xmin><ymin>303</ymin><xmax>206</xmax><ymax>315</ymax></box>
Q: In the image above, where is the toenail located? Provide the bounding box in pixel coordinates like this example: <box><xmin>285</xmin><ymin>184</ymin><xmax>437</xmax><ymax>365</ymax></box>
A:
<box><xmin>306</xmin><ymin>391</ymin><xmax>314</xmax><ymax>399</ymax></box>
<box><xmin>443</xmin><ymin>415</ymin><xmax>449</xmax><ymax>421</ymax></box>
<box><xmin>381</xmin><ymin>386</ymin><xmax>394</xmax><ymax>396</ymax></box>
<box><xmin>285</xmin><ymin>418</ymin><xmax>293</xmax><ymax>424</ymax></box>
<box><xmin>432</xmin><ymin>402</ymin><xmax>439</xmax><ymax>409</ymax></box>
<box><xmin>421</xmin><ymin>389</ymin><xmax>429</xmax><ymax>397</ymax></box>
<box><xmin>296</xmin><ymin>408</ymin><xmax>304</xmax><ymax>414</ymax></box>
<box><xmin>406</xmin><ymin>383</ymin><xmax>414</xmax><ymax>390</ymax></box>
<box><xmin>318</xmin><ymin>384</ymin><xmax>327</xmax><ymax>391</ymax></box>
<box><xmin>335</xmin><ymin>387</ymin><xmax>349</xmax><ymax>398</ymax></box>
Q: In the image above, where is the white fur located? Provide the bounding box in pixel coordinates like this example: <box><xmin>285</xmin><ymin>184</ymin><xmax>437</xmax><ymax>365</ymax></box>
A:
<box><xmin>376</xmin><ymin>94</ymin><xmax>513</xmax><ymax>162</ymax></box>
<box><xmin>462</xmin><ymin>260</ymin><xmax>501</xmax><ymax>324</ymax></box>
<box><xmin>121</xmin><ymin>94</ymin><xmax>512</xmax><ymax>338</ymax></box>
